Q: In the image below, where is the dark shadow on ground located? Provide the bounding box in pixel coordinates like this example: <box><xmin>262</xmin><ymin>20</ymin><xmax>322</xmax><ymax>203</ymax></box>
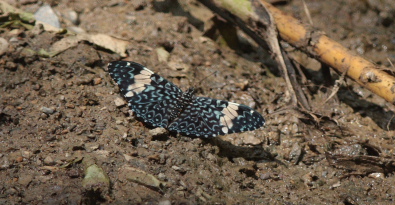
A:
<box><xmin>202</xmin><ymin>137</ymin><xmax>275</xmax><ymax>161</ymax></box>
<box><xmin>337</xmin><ymin>86</ymin><xmax>395</xmax><ymax>130</ymax></box>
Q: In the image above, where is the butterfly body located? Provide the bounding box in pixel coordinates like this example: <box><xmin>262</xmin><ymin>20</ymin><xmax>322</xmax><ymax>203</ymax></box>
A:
<box><xmin>108</xmin><ymin>61</ymin><xmax>265</xmax><ymax>138</ymax></box>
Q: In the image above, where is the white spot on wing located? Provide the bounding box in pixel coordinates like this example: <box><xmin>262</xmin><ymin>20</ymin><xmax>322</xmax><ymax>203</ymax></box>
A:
<box><xmin>219</xmin><ymin>103</ymin><xmax>239</xmax><ymax>131</ymax></box>
<box><xmin>220</xmin><ymin>116</ymin><xmax>226</xmax><ymax>126</ymax></box>
<box><xmin>134</xmin><ymin>74</ymin><xmax>151</xmax><ymax>81</ymax></box>
<box><xmin>224</xmin><ymin>116</ymin><xmax>234</xmax><ymax>128</ymax></box>
<box><xmin>228</xmin><ymin>102</ymin><xmax>240</xmax><ymax>109</ymax></box>
<box><xmin>125</xmin><ymin>91</ymin><xmax>134</xmax><ymax>97</ymax></box>
<box><xmin>143</xmin><ymin>67</ymin><xmax>154</xmax><ymax>74</ymax></box>
<box><xmin>127</xmin><ymin>83</ymin><xmax>144</xmax><ymax>91</ymax></box>
<box><xmin>133</xmin><ymin>86</ymin><xmax>145</xmax><ymax>94</ymax></box>
<box><xmin>127</xmin><ymin>69</ymin><xmax>154</xmax><ymax>94</ymax></box>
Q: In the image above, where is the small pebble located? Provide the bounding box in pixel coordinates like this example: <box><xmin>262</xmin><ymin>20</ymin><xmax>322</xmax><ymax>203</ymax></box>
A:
<box><xmin>67</xmin><ymin>169</ymin><xmax>80</xmax><ymax>178</ymax></box>
<box><xmin>64</xmin><ymin>10</ymin><xmax>79</xmax><ymax>25</ymax></box>
<box><xmin>21</xmin><ymin>151</ymin><xmax>33</xmax><ymax>159</ymax></box>
<box><xmin>0</xmin><ymin>37</ymin><xmax>9</xmax><ymax>56</ymax></box>
<box><xmin>59</xmin><ymin>95</ymin><xmax>66</xmax><ymax>102</ymax></box>
<box><xmin>259</xmin><ymin>172</ymin><xmax>271</xmax><ymax>180</ymax></box>
<box><xmin>235</xmin><ymin>80</ymin><xmax>249</xmax><ymax>90</ymax></box>
<box><xmin>123</xmin><ymin>154</ymin><xmax>133</xmax><ymax>162</ymax></box>
<box><xmin>242</xmin><ymin>134</ymin><xmax>262</xmax><ymax>145</ymax></box>
<box><xmin>158</xmin><ymin>199</ymin><xmax>171</xmax><ymax>205</ymax></box>
<box><xmin>9</xmin><ymin>37</ymin><xmax>19</xmax><ymax>43</ymax></box>
<box><xmin>289</xmin><ymin>143</ymin><xmax>303</xmax><ymax>164</ymax></box>
<box><xmin>172</xmin><ymin>165</ymin><xmax>186</xmax><ymax>174</ymax></box>
<box><xmin>158</xmin><ymin>173</ymin><xmax>166</xmax><ymax>181</ymax></box>
<box><xmin>368</xmin><ymin>172</ymin><xmax>384</xmax><ymax>179</ymax></box>
<box><xmin>43</xmin><ymin>156</ymin><xmax>54</xmax><ymax>165</ymax></box>
<box><xmin>159</xmin><ymin>154</ymin><xmax>167</xmax><ymax>164</ymax></box>
<box><xmin>65</xmin><ymin>103</ymin><xmax>75</xmax><ymax>109</ymax></box>
<box><xmin>32</xmin><ymin>84</ymin><xmax>41</xmax><ymax>90</ymax></box>
<box><xmin>114</xmin><ymin>97</ymin><xmax>126</xmax><ymax>107</ymax></box>
<box><xmin>149</xmin><ymin>127</ymin><xmax>167</xmax><ymax>136</ymax></box>
<box><xmin>93</xmin><ymin>78</ymin><xmax>102</xmax><ymax>85</ymax></box>
<box><xmin>330</xmin><ymin>181</ymin><xmax>341</xmax><ymax>189</ymax></box>
<box><xmin>18</xmin><ymin>174</ymin><xmax>33</xmax><ymax>187</ymax></box>
<box><xmin>40</xmin><ymin>113</ymin><xmax>48</xmax><ymax>120</ymax></box>
<box><xmin>85</xmin><ymin>143</ymin><xmax>100</xmax><ymax>152</ymax></box>
<box><xmin>34</xmin><ymin>4</ymin><xmax>61</xmax><ymax>28</ymax></box>
<box><xmin>94</xmin><ymin>150</ymin><xmax>110</xmax><ymax>159</ymax></box>
<box><xmin>40</xmin><ymin>106</ymin><xmax>55</xmax><ymax>114</ymax></box>
<box><xmin>16</xmin><ymin>156</ymin><xmax>23</xmax><ymax>163</ymax></box>
<box><xmin>156</xmin><ymin>47</ymin><xmax>170</xmax><ymax>62</ymax></box>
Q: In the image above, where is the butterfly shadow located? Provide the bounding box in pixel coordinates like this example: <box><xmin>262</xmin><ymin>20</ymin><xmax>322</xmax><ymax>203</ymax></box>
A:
<box><xmin>202</xmin><ymin>137</ymin><xmax>275</xmax><ymax>161</ymax></box>
<box><xmin>150</xmin><ymin>130</ymin><xmax>275</xmax><ymax>161</ymax></box>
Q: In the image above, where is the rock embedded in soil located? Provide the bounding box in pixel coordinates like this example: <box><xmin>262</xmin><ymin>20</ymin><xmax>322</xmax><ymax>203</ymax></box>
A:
<box><xmin>156</xmin><ymin>47</ymin><xmax>170</xmax><ymax>62</ymax></box>
<box><xmin>118</xmin><ymin>165</ymin><xmax>166</xmax><ymax>191</ymax></box>
<box><xmin>158</xmin><ymin>199</ymin><xmax>171</xmax><ymax>205</ymax></box>
<box><xmin>242</xmin><ymin>133</ymin><xmax>263</xmax><ymax>145</ymax></box>
<box><xmin>21</xmin><ymin>151</ymin><xmax>33</xmax><ymax>159</ymax></box>
<box><xmin>149</xmin><ymin>127</ymin><xmax>167</xmax><ymax>136</ymax></box>
<box><xmin>40</xmin><ymin>106</ymin><xmax>55</xmax><ymax>115</ymax></box>
<box><xmin>0</xmin><ymin>37</ymin><xmax>9</xmax><ymax>56</ymax></box>
<box><xmin>114</xmin><ymin>97</ymin><xmax>126</xmax><ymax>107</ymax></box>
<box><xmin>85</xmin><ymin>143</ymin><xmax>99</xmax><ymax>152</ymax></box>
<box><xmin>34</xmin><ymin>4</ymin><xmax>61</xmax><ymax>28</ymax></box>
<box><xmin>43</xmin><ymin>156</ymin><xmax>54</xmax><ymax>165</ymax></box>
<box><xmin>63</xmin><ymin>9</ymin><xmax>79</xmax><ymax>25</ymax></box>
<box><xmin>93</xmin><ymin>77</ymin><xmax>102</xmax><ymax>85</ymax></box>
<box><xmin>172</xmin><ymin>165</ymin><xmax>187</xmax><ymax>174</ymax></box>
<box><xmin>289</xmin><ymin>143</ymin><xmax>303</xmax><ymax>164</ymax></box>
<box><xmin>18</xmin><ymin>174</ymin><xmax>33</xmax><ymax>187</ymax></box>
<box><xmin>82</xmin><ymin>164</ymin><xmax>110</xmax><ymax>194</ymax></box>
<box><xmin>40</xmin><ymin>113</ymin><xmax>48</xmax><ymax>120</ymax></box>
<box><xmin>82</xmin><ymin>157</ymin><xmax>110</xmax><ymax>196</ymax></box>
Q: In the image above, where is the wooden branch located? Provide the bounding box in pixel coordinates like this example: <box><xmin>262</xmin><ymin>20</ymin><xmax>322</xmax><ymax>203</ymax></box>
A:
<box><xmin>199</xmin><ymin>0</ymin><xmax>395</xmax><ymax>104</ymax></box>
<box><xmin>260</xmin><ymin>1</ymin><xmax>395</xmax><ymax>103</ymax></box>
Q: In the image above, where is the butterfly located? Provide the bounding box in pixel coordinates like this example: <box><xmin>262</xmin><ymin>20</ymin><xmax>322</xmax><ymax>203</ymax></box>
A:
<box><xmin>108</xmin><ymin>61</ymin><xmax>265</xmax><ymax>138</ymax></box>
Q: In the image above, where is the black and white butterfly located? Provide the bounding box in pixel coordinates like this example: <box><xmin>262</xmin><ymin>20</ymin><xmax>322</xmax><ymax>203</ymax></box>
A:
<box><xmin>108</xmin><ymin>61</ymin><xmax>265</xmax><ymax>138</ymax></box>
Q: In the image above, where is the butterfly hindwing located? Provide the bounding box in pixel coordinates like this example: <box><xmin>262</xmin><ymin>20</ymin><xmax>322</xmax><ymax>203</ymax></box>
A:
<box><xmin>167</xmin><ymin>97</ymin><xmax>265</xmax><ymax>138</ymax></box>
<box><xmin>108</xmin><ymin>61</ymin><xmax>182</xmax><ymax>128</ymax></box>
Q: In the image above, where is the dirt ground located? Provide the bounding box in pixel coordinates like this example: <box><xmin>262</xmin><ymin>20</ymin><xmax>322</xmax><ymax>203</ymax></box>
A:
<box><xmin>1</xmin><ymin>0</ymin><xmax>395</xmax><ymax>204</ymax></box>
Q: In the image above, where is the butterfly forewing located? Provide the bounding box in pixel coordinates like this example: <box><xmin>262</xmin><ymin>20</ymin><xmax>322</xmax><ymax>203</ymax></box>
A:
<box><xmin>167</xmin><ymin>97</ymin><xmax>265</xmax><ymax>137</ymax></box>
<box><xmin>108</xmin><ymin>61</ymin><xmax>182</xmax><ymax>128</ymax></box>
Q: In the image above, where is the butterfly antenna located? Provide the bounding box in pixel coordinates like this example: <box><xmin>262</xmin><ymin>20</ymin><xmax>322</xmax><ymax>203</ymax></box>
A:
<box><xmin>193</xmin><ymin>67</ymin><xmax>218</xmax><ymax>88</ymax></box>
